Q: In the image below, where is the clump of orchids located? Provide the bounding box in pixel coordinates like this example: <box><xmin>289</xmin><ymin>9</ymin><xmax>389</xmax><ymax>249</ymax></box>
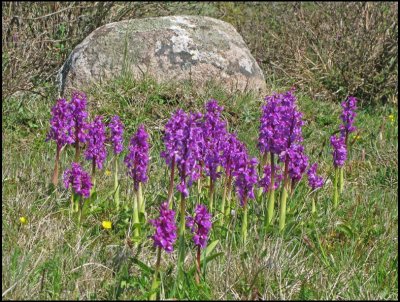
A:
<box><xmin>47</xmin><ymin>88</ymin><xmax>359</xmax><ymax>299</ymax></box>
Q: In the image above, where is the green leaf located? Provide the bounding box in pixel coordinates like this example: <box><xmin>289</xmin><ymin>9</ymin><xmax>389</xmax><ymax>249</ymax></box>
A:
<box><xmin>335</xmin><ymin>221</ymin><xmax>354</xmax><ymax>238</ymax></box>
<box><xmin>188</xmin><ymin>252</ymin><xmax>224</xmax><ymax>275</ymax></box>
<box><xmin>131</xmin><ymin>257</ymin><xmax>154</xmax><ymax>274</ymax></box>
<box><xmin>201</xmin><ymin>240</ymin><xmax>219</xmax><ymax>260</ymax></box>
<box><xmin>132</xmin><ymin>222</ymin><xmax>142</xmax><ymax>230</ymax></box>
<box><xmin>138</xmin><ymin>212</ymin><xmax>146</xmax><ymax>222</ymax></box>
<box><xmin>132</xmin><ymin>236</ymin><xmax>142</xmax><ymax>243</ymax></box>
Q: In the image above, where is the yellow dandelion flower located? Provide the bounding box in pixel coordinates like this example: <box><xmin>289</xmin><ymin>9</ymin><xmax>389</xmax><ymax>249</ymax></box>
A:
<box><xmin>105</xmin><ymin>170</ymin><xmax>112</xmax><ymax>176</ymax></box>
<box><xmin>355</xmin><ymin>134</ymin><xmax>361</xmax><ymax>140</ymax></box>
<box><xmin>19</xmin><ymin>217</ymin><xmax>27</xmax><ymax>224</ymax></box>
<box><xmin>102</xmin><ymin>220</ymin><xmax>112</xmax><ymax>229</ymax></box>
<box><xmin>388</xmin><ymin>114</ymin><xmax>395</xmax><ymax>123</ymax></box>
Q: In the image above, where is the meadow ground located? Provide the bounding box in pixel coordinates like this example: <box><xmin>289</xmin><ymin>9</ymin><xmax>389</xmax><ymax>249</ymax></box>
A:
<box><xmin>2</xmin><ymin>76</ymin><xmax>398</xmax><ymax>300</ymax></box>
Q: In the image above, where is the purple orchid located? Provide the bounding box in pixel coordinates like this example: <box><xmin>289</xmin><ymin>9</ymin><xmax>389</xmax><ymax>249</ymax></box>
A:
<box><xmin>69</xmin><ymin>91</ymin><xmax>89</xmax><ymax>144</ymax></box>
<box><xmin>149</xmin><ymin>202</ymin><xmax>177</xmax><ymax>253</ymax></box>
<box><xmin>221</xmin><ymin>133</ymin><xmax>248</xmax><ymax>178</ymax></box>
<box><xmin>307</xmin><ymin>163</ymin><xmax>324</xmax><ymax>190</ymax></box>
<box><xmin>186</xmin><ymin>204</ymin><xmax>212</xmax><ymax>249</ymax></box>
<box><xmin>63</xmin><ymin>162</ymin><xmax>93</xmax><ymax>198</ymax></box>
<box><xmin>108</xmin><ymin>115</ymin><xmax>124</xmax><ymax>155</ymax></box>
<box><xmin>258</xmin><ymin>164</ymin><xmax>283</xmax><ymax>193</ymax></box>
<box><xmin>85</xmin><ymin>116</ymin><xmax>107</xmax><ymax>170</ymax></box>
<box><xmin>330</xmin><ymin>134</ymin><xmax>347</xmax><ymax>168</ymax></box>
<box><xmin>234</xmin><ymin>157</ymin><xmax>259</xmax><ymax>206</ymax></box>
<box><xmin>258</xmin><ymin>89</ymin><xmax>301</xmax><ymax>156</ymax></box>
<box><xmin>161</xmin><ymin>110</ymin><xmax>203</xmax><ymax>197</ymax></box>
<box><xmin>46</xmin><ymin>98</ymin><xmax>74</xmax><ymax>147</ymax></box>
<box><xmin>280</xmin><ymin>144</ymin><xmax>309</xmax><ymax>183</ymax></box>
<box><xmin>340</xmin><ymin>96</ymin><xmax>357</xmax><ymax>140</ymax></box>
<box><xmin>125</xmin><ymin>125</ymin><xmax>150</xmax><ymax>191</ymax></box>
<box><xmin>202</xmin><ymin>99</ymin><xmax>228</xmax><ymax>181</ymax></box>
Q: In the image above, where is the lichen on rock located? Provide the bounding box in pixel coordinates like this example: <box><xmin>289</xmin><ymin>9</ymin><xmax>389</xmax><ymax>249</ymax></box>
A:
<box><xmin>58</xmin><ymin>15</ymin><xmax>266</xmax><ymax>97</ymax></box>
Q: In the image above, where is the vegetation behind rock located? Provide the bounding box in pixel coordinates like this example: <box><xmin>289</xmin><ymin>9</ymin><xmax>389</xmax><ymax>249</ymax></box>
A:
<box><xmin>2</xmin><ymin>2</ymin><xmax>398</xmax><ymax>105</ymax></box>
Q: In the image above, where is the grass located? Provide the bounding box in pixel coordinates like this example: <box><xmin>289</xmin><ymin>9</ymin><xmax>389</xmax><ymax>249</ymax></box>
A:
<box><xmin>3</xmin><ymin>2</ymin><xmax>397</xmax><ymax>105</ymax></box>
<box><xmin>2</xmin><ymin>76</ymin><xmax>398</xmax><ymax>300</ymax></box>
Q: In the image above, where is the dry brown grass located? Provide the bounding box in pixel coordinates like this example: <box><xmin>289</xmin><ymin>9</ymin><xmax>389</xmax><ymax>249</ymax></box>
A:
<box><xmin>2</xmin><ymin>2</ymin><xmax>398</xmax><ymax>105</ymax></box>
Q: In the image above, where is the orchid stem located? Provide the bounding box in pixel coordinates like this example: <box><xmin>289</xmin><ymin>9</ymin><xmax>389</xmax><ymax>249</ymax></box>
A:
<box><xmin>91</xmin><ymin>158</ymin><xmax>96</xmax><ymax>195</ymax></box>
<box><xmin>279</xmin><ymin>186</ymin><xmax>288</xmax><ymax>232</ymax></box>
<box><xmin>209</xmin><ymin>178</ymin><xmax>214</xmax><ymax>214</ymax></box>
<box><xmin>195</xmin><ymin>246</ymin><xmax>201</xmax><ymax>284</ymax></box>
<box><xmin>150</xmin><ymin>247</ymin><xmax>162</xmax><ymax>300</ymax></box>
<box><xmin>220</xmin><ymin>174</ymin><xmax>228</xmax><ymax>226</ymax></box>
<box><xmin>279</xmin><ymin>155</ymin><xmax>290</xmax><ymax>232</ymax></box>
<box><xmin>114</xmin><ymin>156</ymin><xmax>120</xmax><ymax>210</ymax></box>
<box><xmin>225</xmin><ymin>176</ymin><xmax>233</xmax><ymax>219</ymax></box>
<box><xmin>242</xmin><ymin>201</ymin><xmax>248</xmax><ymax>245</ymax></box>
<box><xmin>312</xmin><ymin>196</ymin><xmax>316</xmax><ymax>215</ymax></box>
<box><xmin>138</xmin><ymin>182</ymin><xmax>145</xmax><ymax>220</ymax></box>
<box><xmin>133</xmin><ymin>190</ymin><xmax>140</xmax><ymax>247</ymax></box>
<box><xmin>333</xmin><ymin>167</ymin><xmax>339</xmax><ymax>209</ymax></box>
<box><xmin>177</xmin><ymin>192</ymin><xmax>186</xmax><ymax>283</ymax></box>
<box><xmin>266</xmin><ymin>152</ymin><xmax>276</xmax><ymax>226</ymax></box>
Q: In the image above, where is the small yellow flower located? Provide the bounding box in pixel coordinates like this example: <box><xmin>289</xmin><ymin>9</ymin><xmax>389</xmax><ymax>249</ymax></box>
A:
<box><xmin>105</xmin><ymin>170</ymin><xmax>112</xmax><ymax>176</ymax></box>
<box><xmin>102</xmin><ymin>220</ymin><xmax>112</xmax><ymax>229</ymax></box>
<box><xmin>388</xmin><ymin>114</ymin><xmax>395</xmax><ymax>124</ymax></box>
<box><xmin>354</xmin><ymin>134</ymin><xmax>361</xmax><ymax>140</ymax></box>
<box><xmin>19</xmin><ymin>217</ymin><xmax>27</xmax><ymax>224</ymax></box>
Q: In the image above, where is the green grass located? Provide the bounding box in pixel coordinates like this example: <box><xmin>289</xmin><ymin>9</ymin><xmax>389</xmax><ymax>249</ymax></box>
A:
<box><xmin>2</xmin><ymin>76</ymin><xmax>398</xmax><ymax>300</ymax></box>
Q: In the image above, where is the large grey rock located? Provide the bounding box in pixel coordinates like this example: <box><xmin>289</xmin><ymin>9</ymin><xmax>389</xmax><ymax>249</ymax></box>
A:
<box><xmin>57</xmin><ymin>15</ymin><xmax>266</xmax><ymax>97</ymax></box>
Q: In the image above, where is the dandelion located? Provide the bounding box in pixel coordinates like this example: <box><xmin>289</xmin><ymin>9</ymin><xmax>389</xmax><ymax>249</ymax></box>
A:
<box><xmin>105</xmin><ymin>170</ymin><xmax>112</xmax><ymax>176</ymax></box>
<box><xmin>102</xmin><ymin>220</ymin><xmax>112</xmax><ymax>229</ymax></box>
<box><xmin>389</xmin><ymin>114</ymin><xmax>395</xmax><ymax>124</ymax></box>
<box><xmin>19</xmin><ymin>217</ymin><xmax>28</xmax><ymax>224</ymax></box>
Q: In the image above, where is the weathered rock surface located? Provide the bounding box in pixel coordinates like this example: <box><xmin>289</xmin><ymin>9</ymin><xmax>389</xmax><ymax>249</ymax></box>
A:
<box><xmin>57</xmin><ymin>15</ymin><xmax>266</xmax><ymax>97</ymax></box>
